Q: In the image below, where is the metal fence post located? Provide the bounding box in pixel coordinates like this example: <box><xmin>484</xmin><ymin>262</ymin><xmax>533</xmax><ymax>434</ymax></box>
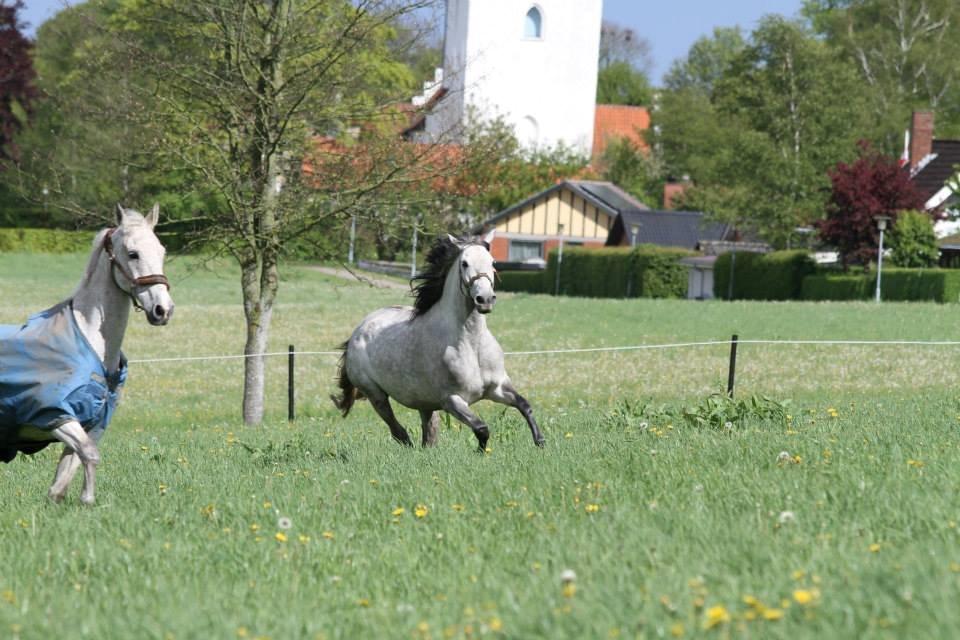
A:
<box><xmin>727</xmin><ymin>334</ymin><xmax>739</xmax><ymax>398</ymax></box>
<box><xmin>288</xmin><ymin>345</ymin><xmax>295</xmax><ymax>422</ymax></box>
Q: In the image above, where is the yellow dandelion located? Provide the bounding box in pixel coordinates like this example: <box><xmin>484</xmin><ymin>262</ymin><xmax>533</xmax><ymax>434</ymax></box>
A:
<box><xmin>949</xmin><ymin>562</ymin><xmax>960</xmax><ymax>573</ymax></box>
<box><xmin>561</xmin><ymin>583</ymin><xmax>576</xmax><ymax>598</ymax></box>
<box><xmin>452</xmin><ymin>503</ymin><xmax>465</xmax><ymax>512</ymax></box>
<box><xmin>2</xmin><ymin>589</ymin><xmax>15</xmax><ymax>604</ymax></box>
<box><xmin>742</xmin><ymin>595</ymin><xmax>759</xmax><ymax>607</ymax></box>
<box><xmin>793</xmin><ymin>589</ymin><xmax>817</xmax><ymax>605</ymax></box>
<box><xmin>489</xmin><ymin>617</ymin><xmax>503</xmax><ymax>632</ymax></box>
<box><xmin>416</xmin><ymin>621</ymin><xmax>429</xmax><ymax>633</ymax></box>
<box><xmin>585</xmin><ymin>504</ymin><xmax>600</xmax><ymax>513</ymax></box>
<box><xmin>703</xmin><ymin>605</ymin><xmax>731</xmax><ymax>629</ymax></box>
<box><xmin>670</xmin><ymin>622</ymin><xmax>685</xmax><ymax>637</ymax></box>
<box><xmin>298</xmin><ymin>534</ymin><xmax>311</xmax><ymax>544</ymax></box>
<box><xmin>564</xmin><ymin>432</ymin><xmax>573</xmax><ymax>439</ymax></box>
<box><xmin>763</xmin><ymin>608</ymin><xmax>784</xmax><ymax>620</ymax></box>
<box><xmin>392</xmin><ymin>506</ymin><xmax>405</xmax><ymax>516</ymax></box>
<box><xmin>907</xmin><ymin>459</ymin><xmax>924</xmax><ymax>468</ymax></box>
<box><xmin>357</xmin><ymin>598</ymin><xmax>370</xmax><ymax>607</ymax></box>
<box><xmin>236</xmin><ymin>627</ymin><xmax>249</xmax><ymax>638</ymax></box>
<box><xmin>322</xmin><ymin>531</ymin><xmax>335</xmax><ymax>540</ymax></box>
<box><xmin>792</xmin><ymin>569</ymin><xmax>806</xmax><ymax>581</ymax></box>
<box><xmin>274</xmin><ymin>532</ymin><xmax>288</xmax><ymax>543</ymax></box>
<box><xmin>869</xmin><ymin>542</ymin><xmax>881</xmax><ymax>553</ymax></box>
<box><xmin>415</xmin><ymin>504</ymin><xmax>429</xmax><ymax>518</ymax></box>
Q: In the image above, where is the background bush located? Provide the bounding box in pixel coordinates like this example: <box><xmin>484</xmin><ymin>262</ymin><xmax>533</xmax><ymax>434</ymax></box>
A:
<box><xmin>801</xmin><ymin>269</ymin><xmax>960</xmax><ymax>303</ymax></box>
<box><xmin>714</xmin><ymin>250</ymin><xmax>817</xmax><ymax>300</ymax></box>
<box><xmin>540</xmin><ymin>245</ymin><xmax>693</xmax><ymax>298</ymax></box>
<box><xmin>0</xmin><ymin>228</ymin><xmax>95</xmax><ymax>253</ymax></box>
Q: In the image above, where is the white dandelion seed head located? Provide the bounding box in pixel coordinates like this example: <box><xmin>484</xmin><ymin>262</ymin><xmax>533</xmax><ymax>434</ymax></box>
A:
<box><xmin>340</xmin><ymin>479</ymin><xmax>350</xmax><ymax>485</ymax></box>
<box><xmin>693</xmin><ymin>484</ymin><xmax>704</xmax><ymax>493</ymax></box>
<box><xmin>638</xmin><ymin>422</ymin><xmax>648</xmax><ymax>430</ymax></box>
<box><xmin>277</xmin><ymin>516</ymin><xmax>293</xmax><ymax>530</ymax></box>
<box><xmin>777</xmin><ymin>510</ymin><xmax>795</xmax><ymax>524</ymax></box>
<box><xmin>724</xmin><ymin>421</ymin><xmax>733</xmax><ymax>430</ymax></box>
<box><xmin>561</xmin><ymin>569</ymin><xmax>577</xmax><ymax>584</ymax></box>
<box><xmin>777</xmin><ymin>451</ymin><xmax>792</xmax><ymax>463</ymax></box>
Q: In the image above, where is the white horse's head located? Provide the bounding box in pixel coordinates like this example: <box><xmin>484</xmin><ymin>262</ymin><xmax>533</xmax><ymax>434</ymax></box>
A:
<box><xmin>107</xmin><ymin>203</ymin><xmax>175</xmax><ymax>325</ymax></box>
<box><xmin>449</xmin><ymin>230</ymin><xmax>497</xmax><ymax>314</ymax></box>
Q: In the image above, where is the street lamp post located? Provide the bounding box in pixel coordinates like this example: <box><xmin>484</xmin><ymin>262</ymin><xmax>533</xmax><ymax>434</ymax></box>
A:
<box><xmin>629</xmin><ymin>222</ymin><xmax>640</xmax><ymax>248</ymax></box>
<box><xmin>554</xmin><ymin>223</ymin><xmax>565</xmax><ymax>296</ymax></box>
<box><xmin>874</xmin><ymin>215</ymin><xmax>891</xmax><ymax>303</ymax></box>
<box><xmin>347</xmin><ymin>214</ymin><xmax>356</xmax><ymax>265</ymax></box>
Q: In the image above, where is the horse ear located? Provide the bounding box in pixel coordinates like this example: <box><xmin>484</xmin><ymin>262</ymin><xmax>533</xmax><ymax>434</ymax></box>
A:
<box><xmin>115</xmin><ymin>204</ymin><xmax>125</xmax><ymax>225</ymax></box>
<box><xmin>446</xmin><ymin>233</ymin><xmax>460</xmax><ymax>246</ymax></box>
<box><xmin>146</xmin><ymin>203</ymin><xmax>160</xmax><ymax>228</ymax></box>
<box><xmin>481</xmin><ymin>229</ymin><xmax>496</xmax><ymax>250</ymax></box>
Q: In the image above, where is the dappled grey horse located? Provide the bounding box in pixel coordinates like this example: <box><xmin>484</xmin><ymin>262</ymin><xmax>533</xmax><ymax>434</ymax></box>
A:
<box><xmin>0</xmin><ymin>205</ymin><xmax>174</xmax><ymax>504</ymax></box>
<box><xmin>333</xmin><ymin>232</ymin><xmax>545</xmax><ymax>451</ymax></box>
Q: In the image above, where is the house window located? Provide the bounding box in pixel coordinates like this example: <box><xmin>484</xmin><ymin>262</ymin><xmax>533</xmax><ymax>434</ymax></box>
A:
<box><xmin>509</xmin><ymin>240</ymin><xmax>543</xmax><ymax>262</ymax></box>
<box><xmin>524</xmin><ymin>7</ymin><xmax>542</xmax><ymax>39</ymax></box>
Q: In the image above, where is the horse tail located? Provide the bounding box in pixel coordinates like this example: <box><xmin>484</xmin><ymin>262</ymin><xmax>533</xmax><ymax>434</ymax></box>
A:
<box><xmin>331</xmin><ymin>341</ymin><xmax>358</xmax><ymax>417</ymax></box>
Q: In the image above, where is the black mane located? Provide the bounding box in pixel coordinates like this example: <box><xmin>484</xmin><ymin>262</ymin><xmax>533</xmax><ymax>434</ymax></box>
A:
<box><xmin>411</xmin><ymin>235</ymin><xmax>487</xmax><ymax>315</ymax></box>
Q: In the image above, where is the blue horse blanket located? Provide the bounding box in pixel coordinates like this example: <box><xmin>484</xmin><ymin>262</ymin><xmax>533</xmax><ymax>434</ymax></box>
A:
<box><xmin>0</xmin><ymin>301</ymin><xmax>127</xmax><ymax>463</ymax></box>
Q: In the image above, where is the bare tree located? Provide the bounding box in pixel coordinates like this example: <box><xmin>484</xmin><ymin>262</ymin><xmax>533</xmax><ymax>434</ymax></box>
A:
<box><xmin>598</xmin><ymin>20</ymin><xmax>654</xmax><ymax>75</ymax></box>
<box><xmin>105</xmin><ymin>0</ymin><xmax>442</xmax><ymax>423</ymax></box>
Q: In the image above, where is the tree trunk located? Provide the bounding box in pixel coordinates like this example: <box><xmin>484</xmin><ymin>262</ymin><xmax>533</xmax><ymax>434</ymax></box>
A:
<box><xmin>241</xmin><ymin>256</ymin><xmax>278</xmax><ymax>424</ymax></box>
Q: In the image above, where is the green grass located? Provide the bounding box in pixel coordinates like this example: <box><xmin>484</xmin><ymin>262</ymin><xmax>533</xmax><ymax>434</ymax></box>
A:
<box><xmin>2</xmin><ymin>252</ymin><xmax>960</xmax><ymax>639</ymax></box>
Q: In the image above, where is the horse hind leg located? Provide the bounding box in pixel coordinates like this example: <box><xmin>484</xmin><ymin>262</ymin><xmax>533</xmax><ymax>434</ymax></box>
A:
<box><xmin>48</xmin><ymin>446</ymin><xmax>82</xmax><ymax>503</ymax></box>
<box><xmin>419</xmin><ymin>409</ymin><xmax>440</xmax><ymax>448</ymax></box>
<box><xmin>366</xmin><ymin>390</ymin><xmax>414</xmax><ymax>447</ymax></box>
<box><xmin>50</xmin><ymin>421</ymin><xmax>101</xmax><ymax>505</ymax></box>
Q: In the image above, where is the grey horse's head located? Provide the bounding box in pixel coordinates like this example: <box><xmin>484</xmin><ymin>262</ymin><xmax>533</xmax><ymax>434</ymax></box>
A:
<box><xmin>412</xmin><ymin>230</ymin><xmax>497</xmax><ymax>315</ymax></box>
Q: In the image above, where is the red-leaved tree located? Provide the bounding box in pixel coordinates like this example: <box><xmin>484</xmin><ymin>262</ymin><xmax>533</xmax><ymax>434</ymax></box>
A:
<box><xmin>0</xmin><ymin>0</ymin><xmax>38</xmax><ymax>164</ymax></box>
<box><xmin>817</xmin><ymin>142</ymin><xmax>930</xmax><ymax>269</ymax></box>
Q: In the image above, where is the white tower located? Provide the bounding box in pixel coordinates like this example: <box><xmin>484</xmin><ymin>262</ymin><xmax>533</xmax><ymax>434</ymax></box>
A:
<box><xmin>425</xmin><ymin>0</ymin><xmax>603</xmax><ymax>157</ymax></box>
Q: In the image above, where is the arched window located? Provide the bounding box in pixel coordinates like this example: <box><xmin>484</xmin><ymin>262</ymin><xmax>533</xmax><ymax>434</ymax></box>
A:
<box><xmin>524</xmin><ymin>7</ymin><xmax>542</xmax><ymax>39</ymax></box>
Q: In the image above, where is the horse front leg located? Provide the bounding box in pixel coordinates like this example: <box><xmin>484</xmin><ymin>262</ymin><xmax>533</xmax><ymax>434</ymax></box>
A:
<box><xmin>50</xmin><ymin>421</ymin><xmax>100</xmax><ymax>505</ymax></box>
<box><xmin>486</xmin><ymin>382</ymin><xmax>546</xmax><ymax>447</ymax></box>
<box><xmin>442</xmin><ymin>395</ymin><xmax>490</xmax><ymax>452</ymax></box>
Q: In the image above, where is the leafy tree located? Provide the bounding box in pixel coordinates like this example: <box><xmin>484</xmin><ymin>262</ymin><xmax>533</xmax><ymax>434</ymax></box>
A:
<box><xmin>598</xmin><ymin>137</ymin><xmax>661</xmax><ymax>206</ymax></box>
<box><xmin>663</xmin><ymin>27</ymin><xmax>745</xmax><ymax>93</ymax></box>
<box><xmin>816</xmin><ymin>142</ymin><xmax>929</xmax><ymax>269</ymax></box>
<box><xmin>888</xmin><ymin>209</ymin><xmax>938</xmax><ymax>267</ymax></box>
<box><xmin>803</xmin><ymin>0</ymin><xmax>960</xmax><ymax>141</ymax></box>
<box><xmin>0</xmin><ymin>0</ymin><xmax>38</xmax><ymax>164</ymax></box>
<box><xmin>597</xmin><ymin>61</ymin><xmax>653</xmax><ymax>106</ymax></box>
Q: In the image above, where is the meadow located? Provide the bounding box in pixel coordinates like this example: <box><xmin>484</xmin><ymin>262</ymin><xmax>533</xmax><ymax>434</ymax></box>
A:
<box><xmin>1</xmin><ymin>251</ymin><xmax>960</xmax><ymax>639</ymax></box>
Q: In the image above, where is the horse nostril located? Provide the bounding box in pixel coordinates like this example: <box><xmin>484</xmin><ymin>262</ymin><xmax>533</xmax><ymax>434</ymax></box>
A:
<box><xmin>154</xmin><ymin>305</ymin><xmax>167</xmax><ymax>319</ymax></box>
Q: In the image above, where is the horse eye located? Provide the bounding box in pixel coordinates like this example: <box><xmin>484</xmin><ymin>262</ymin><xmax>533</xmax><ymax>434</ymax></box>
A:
<box><xmin>461</xmin><ymin>260</ymin><xmax>468</xmax><ymax>268</ymax></box>
<box><xmin>128</xmin><ymin>251</ymin><xmax>139</xmax><ymax>260</ymax></box>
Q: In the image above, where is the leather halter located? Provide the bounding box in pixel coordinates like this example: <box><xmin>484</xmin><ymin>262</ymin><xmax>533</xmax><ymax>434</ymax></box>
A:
<box><xmin>102</xmin><ymin>227</ymin><xmax>170</xmax><ymax>310</ymax></box>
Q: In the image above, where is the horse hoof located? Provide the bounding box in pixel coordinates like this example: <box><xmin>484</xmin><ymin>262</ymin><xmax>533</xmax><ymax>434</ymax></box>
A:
<box><xmin>535</xmin><ymin>438</ymin><xmax>546</xmax><ymax>447</ymax></box>
<box><xmin>47</xmin><ymin>492</ymin><xmax>65</xmax><ymax>504</ymax></box>
<box><xmin>80</xmin><ymin>495</ymin><xmax>95</xmax><ymax>506</ymax></box>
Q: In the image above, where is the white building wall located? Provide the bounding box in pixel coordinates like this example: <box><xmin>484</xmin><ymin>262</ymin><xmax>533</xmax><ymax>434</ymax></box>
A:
<box><xmin>426</xmin><ymin>0</ymin><xmax>602</xmax><ymax>157</ymax></box>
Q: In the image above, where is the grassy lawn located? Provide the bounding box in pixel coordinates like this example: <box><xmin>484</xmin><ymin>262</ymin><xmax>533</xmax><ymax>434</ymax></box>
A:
<box><xmin>1</xmin><ymin>252</ymin><xmax>959</xmax><ymax>639</ymax></box>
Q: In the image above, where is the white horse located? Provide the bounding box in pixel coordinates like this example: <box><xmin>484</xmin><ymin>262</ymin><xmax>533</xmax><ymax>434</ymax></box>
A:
<box><xmin>332</xmin><ymin>232</ymin><xmax>545</xmax><ymax>451</ymax></box>
<box><xmin>0</xmin><ymin>204</ymin><xmax>174</xmax><ymax>504</ymax></box>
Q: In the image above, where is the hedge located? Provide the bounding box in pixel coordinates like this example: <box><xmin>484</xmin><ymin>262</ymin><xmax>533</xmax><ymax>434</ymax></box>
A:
<box><xmin>497</xmin><ymin>270</ymin><xmax>548</xmax><ymax>294</ymax></box>
<box><xmin>530</xmin><ymin>244</ymin><xmax>694</xmax><ymax>299</ymax></box>
<box><xmin>801</xmin><ymin>269</ymin><xmax>960</xmax><ymax>303</ymax></box>
<box><xmin>714</xmin><ymin>250</ymin><xmax>817</xmax><ymax>300</ymax></box>
<box><xmin>0</xmin><ymin>228</ymin><xmax>96</xmax><ymax>253</ymax></box>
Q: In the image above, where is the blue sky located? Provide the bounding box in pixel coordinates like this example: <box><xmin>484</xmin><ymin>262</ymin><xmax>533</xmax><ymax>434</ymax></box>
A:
<box><xmin>20</xmin><ymin>0</ymin><xmax>806</xmax><ymax>83</ymax></box>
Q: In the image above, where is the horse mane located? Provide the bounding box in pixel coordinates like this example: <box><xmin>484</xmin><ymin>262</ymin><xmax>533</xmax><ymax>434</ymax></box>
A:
<box><xmin>411</xmin><ymin>235</ymin><xmax>489</xmax><ymax>316</ymax></box>
<box><xmin>72</xmin><ymin>228</ymin><xmax>111</xmax><ymax>296</ymax></box>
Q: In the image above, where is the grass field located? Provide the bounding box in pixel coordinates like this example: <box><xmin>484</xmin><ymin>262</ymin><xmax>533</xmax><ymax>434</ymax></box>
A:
<box><xmin>2</xmin><ymin>252</ymin><xmax>960</xmax><ymax>639</ymax></box>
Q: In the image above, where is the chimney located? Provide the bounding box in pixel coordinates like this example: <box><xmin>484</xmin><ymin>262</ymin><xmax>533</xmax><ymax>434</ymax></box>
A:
<box><xmin>909</xmin><ymin>111</ymin><xmax>934</xmax><ymax>169</ymax></box>
<box><xmin>663</xmin><ymin>176</ymin><xmax>689</xmax><ymax>210</ymax></box>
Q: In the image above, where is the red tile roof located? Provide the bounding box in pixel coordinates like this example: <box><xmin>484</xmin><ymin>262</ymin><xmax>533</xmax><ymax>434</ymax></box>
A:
<box><xmin>592</xmin><ymin>104</ymin><xmax>650</xmax><ymax>158</ymax></box>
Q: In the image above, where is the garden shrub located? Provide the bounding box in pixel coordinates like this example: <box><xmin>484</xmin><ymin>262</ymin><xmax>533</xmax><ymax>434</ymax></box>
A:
<box><xmin>801</xmin><ymin>269</ymin><xmax>960</xmax><ymax>303</ymax></box>
<box><xmin>544</xmin><ymin>244</ymin><xmax>693</xmax><ymax>298</ymax></box>
<box><xmin>714</xmin><ymin>250</ymin><xmax>817</xmax><ymax>300</ymax></box>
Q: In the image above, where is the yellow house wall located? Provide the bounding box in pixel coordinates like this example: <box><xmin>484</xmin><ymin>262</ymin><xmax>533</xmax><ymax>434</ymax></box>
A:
<box><xmin>493</xmin><ymin>188</ymin><xmax>614</xmax><ymax>239</ymax></box>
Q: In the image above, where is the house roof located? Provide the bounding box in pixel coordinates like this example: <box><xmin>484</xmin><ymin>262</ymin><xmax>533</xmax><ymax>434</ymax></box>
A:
<box><xmin>593</xmin><ymin>104</ymin><xmax>650</xmax><ymax>158</ymax></box>
<box><xmin>912</xmin><ymin>139</ymin><xmax>960</xmax><ymax>202</ymax></box>
<box><xmin>479</xmin><ymin>179</ymin><xmax>649</xmax><ymax>229</ymax></box>
<box><xmin>605</xmin><ymin>209</ymin><xmax>732</xmax><ymax>250</ymax></box>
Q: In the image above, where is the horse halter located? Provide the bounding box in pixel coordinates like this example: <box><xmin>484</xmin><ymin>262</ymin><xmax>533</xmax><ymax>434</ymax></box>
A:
<box><xmin>102</xmin><ymin>227</ymin><xmax>170</xmax><ymax>311</ymax></box>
